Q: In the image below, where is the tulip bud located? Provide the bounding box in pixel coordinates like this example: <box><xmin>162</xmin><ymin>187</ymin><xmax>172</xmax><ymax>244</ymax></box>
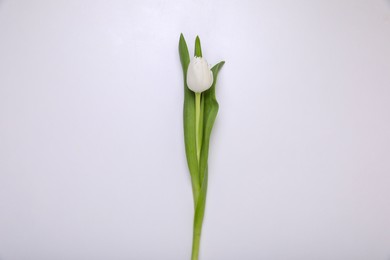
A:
<box><xmin>186</xmin><ymin>57</ymin><xmax>214</xmax><ymax>93</ymax></box>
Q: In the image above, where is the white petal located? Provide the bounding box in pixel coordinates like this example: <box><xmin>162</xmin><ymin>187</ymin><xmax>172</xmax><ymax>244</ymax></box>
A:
<box><xmin>186</xmin><ymin>57</ymin><xmax>214</xmax><ymax>93</ymax></box>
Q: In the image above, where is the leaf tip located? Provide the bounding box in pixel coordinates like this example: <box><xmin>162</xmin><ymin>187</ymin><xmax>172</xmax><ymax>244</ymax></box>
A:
<box><xmin>217</xmin><ymin>61</ymin><xmax>225</xmax><ymax>69</ymax></box>
<box><xmin>179</xmin><ymin>33</ymin><xmax>188</xmax><ymax>50</ymax></box>
<box><xmin>194</xmin><ymin>36</ymin><xmax>202</xmax><ymax>57</ymax></box>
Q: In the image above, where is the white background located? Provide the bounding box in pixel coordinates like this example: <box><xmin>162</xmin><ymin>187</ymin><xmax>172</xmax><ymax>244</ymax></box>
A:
<box><xmin>1</xmin><ymin>0</ymin><xmax>390</xmax><ymax>259</ymax></box>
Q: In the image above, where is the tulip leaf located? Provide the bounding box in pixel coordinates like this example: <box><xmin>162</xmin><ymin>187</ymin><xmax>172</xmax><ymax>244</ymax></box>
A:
<box><xmin>179</xmin><ymin>33</ymin><xmax>200</xmax><ymax>201</ymax></box>
<box><xmin>199</xmin><ymin>61</ymin><xmax>224</xmax><ymax>183</ymax></box>
<box><xmin>195</xmin><ymin>36</ymin><xmax>202</xmax><ymax>57</ymax></box>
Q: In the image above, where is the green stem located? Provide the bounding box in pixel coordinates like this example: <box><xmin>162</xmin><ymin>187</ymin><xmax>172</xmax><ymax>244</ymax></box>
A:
<box><xmin>192</xmin><ymin>92</ymin><xmax>206</xmax><ymax>260</ymax></box>
<box><xmin>195</xmin><ymin>92</ymin><xmax>201</xmax><ymax>162</ymax></box>
<box><xmin>191</xmin><ymin>228</ymin><xmax>201</xmax><ymax>260</ymax></box>
<box><xmin>191</xmin><ymin>166</ymin><xmax>208</xmax><ymax>260</ymax></box>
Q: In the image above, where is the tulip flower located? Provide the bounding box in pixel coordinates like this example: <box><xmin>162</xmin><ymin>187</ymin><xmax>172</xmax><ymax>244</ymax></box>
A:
<box><xmin>187</xmin><ymin>57</ymin><xmax>214</xmax><ymax>93</ymax></box>
<box><xmin>179</xmin><ymin>34</ymin><xmax>225</xmax><ymax>260</ymax></box>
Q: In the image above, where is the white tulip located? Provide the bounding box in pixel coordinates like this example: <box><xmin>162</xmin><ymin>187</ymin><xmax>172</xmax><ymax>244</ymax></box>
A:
<box><xmin>186</xmin><ymin>57</ymin><xmax>214</xmax><ymax>93</ymax></box>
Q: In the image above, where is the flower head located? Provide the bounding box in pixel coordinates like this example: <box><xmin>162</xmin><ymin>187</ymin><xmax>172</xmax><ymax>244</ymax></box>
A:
<box><xmin>186</xmin><ymin>57</ymin><xmax>214</xmax><ymax>93</ymax></box>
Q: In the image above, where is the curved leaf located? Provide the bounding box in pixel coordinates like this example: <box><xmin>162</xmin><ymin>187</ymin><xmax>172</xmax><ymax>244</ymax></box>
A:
<box><xmin>179</xmin><ymin>33</ymin><xmax>200</xmax><ymax>201</ymax></box>
<box><xmin>199</xmin><ymin>61</ymin><xmax>225</xmax><ymax>184</ymax></box>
